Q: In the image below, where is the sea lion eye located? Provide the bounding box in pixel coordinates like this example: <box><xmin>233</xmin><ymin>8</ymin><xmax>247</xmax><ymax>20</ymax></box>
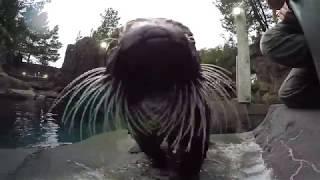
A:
<box><xmin>185</xmin><ymin>33</ymin><xmax>195</xmax><ymax>45</ymax></box>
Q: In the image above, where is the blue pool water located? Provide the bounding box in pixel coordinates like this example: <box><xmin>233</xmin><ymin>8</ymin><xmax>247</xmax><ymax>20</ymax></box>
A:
<box><xmin>0</xmin><ymin>97</ymin><xmax>94</xmax><ymax>148</ymax></box>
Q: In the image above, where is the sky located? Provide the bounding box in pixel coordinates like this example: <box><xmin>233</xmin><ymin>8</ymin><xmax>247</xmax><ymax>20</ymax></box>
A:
<box><xmin>44</xmin><ymin>0</ymin><xmax>226</xmax><ymax>68</ymax></box>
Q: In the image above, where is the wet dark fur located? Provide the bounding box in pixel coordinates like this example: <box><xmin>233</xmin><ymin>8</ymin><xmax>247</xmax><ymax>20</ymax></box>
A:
<box><xmin>52</xmin><ymin>18</ymin><xmax>236</xmax><ymax>180</ymax></box>
<box><xmin>108</xmin><ymin>18</ymin><xmax>208</xmax><ymax>180</ymax></box>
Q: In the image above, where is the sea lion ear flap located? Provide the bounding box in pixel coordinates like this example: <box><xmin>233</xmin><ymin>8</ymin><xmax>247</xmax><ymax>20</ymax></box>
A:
<box><xmin>105</xmin><ymin>46</ymin><xmax>120</xmax><ymax>75</ymax></box>
<box><xmin>185</xmin><ymin>32</ymin><xmax>201</xmax><ymax>63</ymax></box>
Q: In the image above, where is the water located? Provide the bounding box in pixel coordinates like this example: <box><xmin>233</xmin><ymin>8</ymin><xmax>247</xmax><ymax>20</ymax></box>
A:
<box><xmin>203</xmin><ymin>133</ymin><xmax>274</xmax><ymax>180</ymax></box>
<box><xmin>0</xmin><ymin>97</ymin><xmax>83</xmax><ymax>148</ymax></box>
<box><xmin>0</xmin><ymin>97</ymin><xmax>275</xmax><ymax>180</ymax></box>
<box><xmin>48</xmin><ymin>133</ymin><xmax>275</xmax><ymax>180</ymax></box>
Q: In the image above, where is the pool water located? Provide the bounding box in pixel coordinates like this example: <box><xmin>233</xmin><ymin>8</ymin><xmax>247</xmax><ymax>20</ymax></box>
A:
<box><xmin>0</xmin><ymin>97</ymin><xmax>97</xmax><ymax>148</ymax></box>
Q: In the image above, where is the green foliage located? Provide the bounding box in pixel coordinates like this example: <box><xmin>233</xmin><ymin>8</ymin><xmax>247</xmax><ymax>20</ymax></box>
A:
<box><xmin>0</xmin><ymin>0</ymin><xmax>62</xmax><ymax>66</ymax></box>
<box><xmin>32</xmin><ymin>25</ymin><xmax>62</xmax><ymax>65</ymax></box>
<box><xmin>200</xmin><ymin>42</ymin><xmax>237</xmax><ymax>79</ymax></box>
<box><xmin>0</xmin><ymin>0</ymin><xmax>24</xmax><ymax>52</ymax></box>
<box><xmin>92</xmin><ymin>8</ymin><xmax>120</xmax><ymax>42</ymax></box>
<box><xmin>213</xmin><ymin>0</ymin><xmax>281</xmax><ymax>103</ymax></box>
<box><xmin>213</xmin><ymin>0</ymin><xmax>274</xmax><ymax>36</ymax></box>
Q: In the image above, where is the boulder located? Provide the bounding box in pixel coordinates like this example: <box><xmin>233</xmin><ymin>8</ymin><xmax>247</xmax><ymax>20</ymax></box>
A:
<box><xmin>0</xmin><ymin>73</ymin><xmax>31</xmax><ymax>91</ymax></box>
<box><xmin>59</xmin><ymin>37</ymin><xmax>106</xmax><ymax>86</ymax></box>
<box><xmin>255</xmin><ymin>104</ymin><xmax>320</xmax><ymax>180</ymax></box>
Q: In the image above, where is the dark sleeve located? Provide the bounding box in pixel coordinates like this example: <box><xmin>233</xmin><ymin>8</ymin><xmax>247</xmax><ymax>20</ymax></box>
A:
<box><xmin>286</xmin><ymin>0</ymin><xmax>293</xmax><ymax>10</ymax></box>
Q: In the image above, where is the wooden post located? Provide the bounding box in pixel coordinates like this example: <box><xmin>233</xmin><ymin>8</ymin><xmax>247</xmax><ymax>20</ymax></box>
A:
<box><xmin>233</xmin><ymin>7</ymin><xmax>251</xmax><ymax>103</ymax></box>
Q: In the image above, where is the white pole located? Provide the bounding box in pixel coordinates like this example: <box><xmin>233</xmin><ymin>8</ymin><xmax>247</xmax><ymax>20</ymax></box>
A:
<box><xmin>233</xmin><ymin>7</ymin><xmax>251</xmax><ymax>103</ymax></box>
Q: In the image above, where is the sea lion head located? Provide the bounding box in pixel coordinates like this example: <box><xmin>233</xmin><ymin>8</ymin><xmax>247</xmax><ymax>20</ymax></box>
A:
<box><xmin>107</xmin><ymin>18</ymin><xmax>201</xmax><ymax>103</ymax></box>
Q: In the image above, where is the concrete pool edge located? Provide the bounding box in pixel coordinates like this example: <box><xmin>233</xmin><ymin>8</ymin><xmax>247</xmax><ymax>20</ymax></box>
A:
<box><xmin>0</xmin><ymin>148</ymin><xmax>39</xmax><ymax>179</ymax></box>
<box><xmin>0</xmin><ymin>130</ymin><xmax>273</xmax><ymax>180</ymax></box>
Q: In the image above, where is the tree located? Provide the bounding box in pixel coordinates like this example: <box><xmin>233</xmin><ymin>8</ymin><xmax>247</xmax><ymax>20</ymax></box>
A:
<box><xmin>0</xmin><ymin>0</ymin><xmax>61</xmax><ymax>66</ymax></box>
<box><xmin>75</xmin><ymin>31</ymin><xmax>83</xmax><ymax>42</ymax></box>
<box><xmin>19</xmin><ymin>2</ymin><xmax>62</xmax><ymax>65</ymax></box>
<box><xmin>213</xmin><ymin>0</ymin><xmax>274</xmax><ymax>38</ymax></box>
<box><xmin>92</xmin><ymin>8</ymin><xmax>120</xmax><ymax>42</ymax></box>
<box><xmin>33</xmin><ymin>25</ymin><xmax>62</xmax><ymax>65</ymax></box>
<box><xmin>0</xmin><ymin>0</ymin><xmax>25</xmax><ymax>65</ymax></box>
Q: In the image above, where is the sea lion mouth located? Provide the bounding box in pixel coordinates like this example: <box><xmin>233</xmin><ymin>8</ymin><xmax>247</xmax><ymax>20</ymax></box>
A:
<box><xmin>110</xmin><ymin>20</ymin><xmax>201</xmax><ymax>96</ymax></box>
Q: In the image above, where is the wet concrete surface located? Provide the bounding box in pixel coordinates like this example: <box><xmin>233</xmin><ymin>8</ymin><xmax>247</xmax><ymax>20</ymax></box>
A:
<box><xmin>0</xmin><ymin>148</ymin><xmax>37</xmax><ymax>180</ymax></box>
<box><xmin>0</xmin><ymin>130</ymin><xmax>274</xmax><ymax>180</ymax></box>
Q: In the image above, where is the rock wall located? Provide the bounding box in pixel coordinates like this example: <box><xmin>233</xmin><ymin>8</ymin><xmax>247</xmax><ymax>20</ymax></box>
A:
<box><xmin>59</xmin><ymin>37</ymin><xmax>106</xmax><ymax>86</ymax></box>
<box><xmin>250</xmin><ymin>43</ymin><xmax>290</xmax><ymax>104</ymax></box>
<box><xmin>253</xmin><ymin>56</ymin><xmax>290</xmax><ymax>104</ymax></box>
<box><xmin>0</xmin><ymin>73</ymin><xmax>35</xmax><ymax>99</ymax></box>
<box><xmin>3</xmin><ymin>62</ymin><xmax>59</xmax><ymax>91</ymax></box>
<box><xmin>3</xmin><ymin>62</ymin><xmax>59</xmax><ymax>81</ymax></box>
<box><xmin>0</xmin><ymin>73</ymin><xmax>31</xmax><ymax>91</ymax></box>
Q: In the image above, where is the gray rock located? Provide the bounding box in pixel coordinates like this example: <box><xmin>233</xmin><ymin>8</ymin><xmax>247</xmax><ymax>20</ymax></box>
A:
<box><xmin>59</xmin><ymin>37</ymin><xmax>106</xmax><ymax>86</ymax></box>
<box><xmin>255</xmin><ymin>104</ymin><xmax>320</xmax><ymax>180</ymax></box>
<box><xmin>0</xmin><ymin>148</ymin><xmax>38</xmax><ymax>180</ymax></box>
<box><xmin>0</xmin><ymin>73</ymin><xmax>31</xmax><ymax>91</ymax></box>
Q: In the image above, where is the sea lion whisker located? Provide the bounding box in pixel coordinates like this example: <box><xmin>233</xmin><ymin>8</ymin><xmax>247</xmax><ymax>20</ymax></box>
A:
<box><xmin>201</xmin><ymin>66</ymin><xmax>235</xmax><ymax>90</ymax></box>
<box><xmin>72</xmin><ymin>83</ymin><xmax>103</xmax><ymax>136</ymax></box>
<box><xmin>91</xmin><ymin>85</ymin><xmax>114</xmax><ymax>135</ymax></box>
<box><xmin>49</xmin><ymin>69</ymin><xmax>106</xmax><ymax>113</ymax></box>
<box><xmin>57</xmin><ymin>67</ymin><xmax>106</xmax><ymax>96</ymax></box>
<box><xmin>201</xmin><ymin>71</ymin><xmax>235</xmax><ymax>96</ymax></box>
<box><xmin>201</xmin><ymin>73</ymin><xmax>234</xmax><ymax>99</ymax></box>
<box><xmin>61</xmin><ymin>75</ymin><xmax>104</xmax><ymax>126</ymax></box>
<box><xmin>79</xmin><ymin>83</ymin><xmax>107</xmax><ymax>139</ymax></box>
<box><xmin>65</xmin><ymin>75</ymin><xmax>106</xmax><ymax>133</ymax></box>
<box><xmin>123</xmin><ymin>101</ymin><xmax>147</xmax><ymax>136</ymax></box>
<box><xmin>201</xmin><ymin>80</ymin><xmax>229</xmax><ymax>133</ymax></box>
<box><xmin>201</xmin><ymin>64</ymin><xmax>232</xmax><ymax>77</ymax></box>
<box><xmin>99</xmin><ymin>82</ymin><xmax>123</xmax><ymax>133</ymax></box>
<box><xmin>202</xmin><ymin>80</ymin><xmax>240</xmax><ymax>133</ymax></box>
<box><xmin>102</xmin><ymin>85</ymin><xmax>116</xmax><ymax>132</ymax></box>
<box><xmin>170</xmin><ymin>86</ymin><xmax>190</xmax><ymax>149</ymax></box>
<box><xmin>158</xmin><ymin>87</ymin><xmax>183</xmax><ymax>135</ymax></box>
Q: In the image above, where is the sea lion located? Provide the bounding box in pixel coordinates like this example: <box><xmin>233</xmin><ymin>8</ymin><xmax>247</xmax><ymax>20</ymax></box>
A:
<box><xmin>52</xmin><ymin>18</ymin><xmax>236</xmax><ymax>180</ymax></box>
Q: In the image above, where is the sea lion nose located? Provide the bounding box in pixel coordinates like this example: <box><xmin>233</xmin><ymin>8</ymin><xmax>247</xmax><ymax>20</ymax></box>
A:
<box><xmin>119</xmin><ymin>23</ymin><xmax>189</xmax><ymax>52</ymax></box>
<box><xmin>109</xmin><ymin>21</ymin><xmax>200</xmax><ymax>99</ymax></box>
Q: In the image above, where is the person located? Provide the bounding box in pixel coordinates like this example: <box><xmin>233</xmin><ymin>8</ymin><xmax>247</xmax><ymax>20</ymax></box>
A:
<box><xmin>260</xmin><ymin>0</ymin><xmax>320</xmax><ymax>108</ymax></box>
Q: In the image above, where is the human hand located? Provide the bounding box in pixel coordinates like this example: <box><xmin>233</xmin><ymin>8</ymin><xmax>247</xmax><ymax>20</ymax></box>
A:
<box><xmin>276</xmin><ymin>3</ymin><xmax>296</xmax><ymax>23</ymax></box>
<box><xmin>267</xmin><ymin>0</ymin><xmax>286</xmax><ymax>10</ymax></box>
<box><xmin>276</xmin><ymin>3</ymin><xmax>289</xmax><ymax>20</ymax></box>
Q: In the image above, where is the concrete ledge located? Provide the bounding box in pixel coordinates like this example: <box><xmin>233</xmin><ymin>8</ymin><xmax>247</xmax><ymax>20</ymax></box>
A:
<box><xmin>1</xmin><ymin>130</ymin><xmax>272</xmax><ymax>180</ymax></box>
<box><xmin>4</xmin><ymin>130</ymin><xmax>143</xmax><ymax>180</ymax></box>
<box><xmin>0</xmin><ymin>148</ymin><xmax>37</xmax><ymax>180</ymax></box>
